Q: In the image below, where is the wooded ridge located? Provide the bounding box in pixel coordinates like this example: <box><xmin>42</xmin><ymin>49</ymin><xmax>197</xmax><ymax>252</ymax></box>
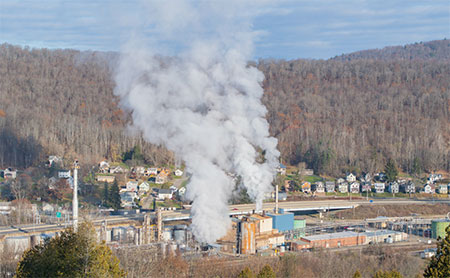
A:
<box><xmin>0</xmin><ymin>40</ymin><xmax>448</xmax><ymax>175</ymax></box>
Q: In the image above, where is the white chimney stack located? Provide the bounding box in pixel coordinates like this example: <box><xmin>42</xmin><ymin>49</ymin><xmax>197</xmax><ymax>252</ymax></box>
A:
<box><xmin>73</xmin><ymin>160</ymin><xmax>79</xmax><ymax>231</ymax></box>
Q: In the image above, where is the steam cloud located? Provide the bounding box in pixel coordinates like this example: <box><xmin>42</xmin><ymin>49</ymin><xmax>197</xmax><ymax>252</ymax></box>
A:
<box><xmin>114</xmin><ymin>0</ymin><xmax>280</xmax><ymax>243</ymax></box>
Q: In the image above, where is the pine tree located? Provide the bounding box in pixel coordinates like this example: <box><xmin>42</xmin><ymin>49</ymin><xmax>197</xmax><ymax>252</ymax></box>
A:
<box><xmin>257</xmin><ymin>265</ymin><xmax>276</xmax><ymax>278</ymax></box>
<box><xmin>238</xmin><ymin>267</ymin><xmax>255</xmax><ymax>278</ymax></box>
<box><xmin>353</xmin><ymin>270</ymin><xmax>362</xmax><ymax>278</ymax></box>
<box><xmin>384</xmin><ymin>158</ymin><xmax>398</xmax><ymax>183</ymax></box>
<box><xmin>373</xmin><ymin>270</ymin><xmax>402</xmax><ymax>278</ymax></box>
<box><xmin>16</xmin><ymin>222</ymin><xmax>125</xmax><ymax>277</ymax></box>
<box><xmin>109</xmin><ymin>179</ymin><xmax>122</xmax><ymax>210</ymax></box>
<box><xmin>424</xmin><ymin>225</ymin><xmax>450</xmax><ymax>277</ymax></box>
<box><xmin>102</xmin><ymin>182</ymin><xmax>109</xmax><ymax>207</ymax></box>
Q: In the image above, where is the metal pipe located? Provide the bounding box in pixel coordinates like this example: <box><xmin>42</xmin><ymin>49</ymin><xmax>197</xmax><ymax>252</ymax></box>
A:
<box><xmin>275</xmin><ymin>184</ymin><xmax>279</xmax><ymax>213</ymax></box>
<box><xmin>73</xmin><ymin>160</ymin><xmax>79</xmax><ymax>232</ymax></box>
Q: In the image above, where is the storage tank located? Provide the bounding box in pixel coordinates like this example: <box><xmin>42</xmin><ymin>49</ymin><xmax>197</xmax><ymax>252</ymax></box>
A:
<box><xmin>431</xmin><ymin>219</ymin><xmax>450</xmax><ymax>239</ymax></box>
<box><xmin>294</xmin><ymin>219</ymin><xmax>306</xmax><ymax>230</ymax></box>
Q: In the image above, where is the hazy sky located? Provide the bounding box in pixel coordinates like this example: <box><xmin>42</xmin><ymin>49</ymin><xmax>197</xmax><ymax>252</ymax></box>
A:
<box><xmin>1</xmin><ymin>0</ymin><xmax>449</xmax><ymax>59</ymax></box>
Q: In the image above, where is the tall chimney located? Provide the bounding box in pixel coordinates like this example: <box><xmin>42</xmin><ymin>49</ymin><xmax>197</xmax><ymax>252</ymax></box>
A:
<box><xmin>73</xmin><ymin>160</ymin><xmax>79</xmax><ymax>231</ymax></box>
<box><xmin>275</xmin><ymin>184</ymin><xmax>279</xmax><ymax>213</ymax></box>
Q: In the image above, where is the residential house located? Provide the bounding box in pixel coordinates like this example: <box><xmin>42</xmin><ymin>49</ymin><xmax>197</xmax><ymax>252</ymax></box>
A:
<box><xmin>98</xmin><ymin>160</ymin><xmax>110</xmax><ymax>173</ymax></box>
<box><xmin>423</xmin><ymin>184</ymin><xmax>435</xmax><ymax>194</ymax></box>
<box><xmin>301</xmin><ymin>182</ymin><xmax>311</xmax><ymax>194</ymax></box>
<box><xmin>58</xmin><ymin>170</ymin><xmax>71</xmax><ymax>179</ymax></box>
<box><xmin>346</xmin><ymin>173</ymin><xmax>356</xmax><ymax>183</ymax></box>
<box><xmin>147</xmin><ymin>168</ymin><xmax>158</xmax><ymax>176</ymax></box>
<box><xmin>3</xmin><ymin>168</ymin><xmax>17</xmax><ymax>179</ymax></box>
<box><xmin>138</xmin><ymin>181</ymin><xmax>150</xmax><ymax>193</ymax></box>
<box><xmin>436</xmin><ymin>184</ymin><xmax>447</xmax><ymax>194</ymax></box>
<box><xmin>400</xmin><ymin>182</ymin><xmax>416</xmax><ymax>194</ymax></box>
<box><xmin>109</xmin><ymin>166</ymin><xmax>124</xmax><ymax>174</ymax></box>
<box><xmin>325</xmin><ymin>181</ymin><xmax>335</xmax><ymax>192</ymax></box>
<box><xmin>155</xmin><ymin>174</ymin><xmax>168</xmax><ymax>184</ymax></box>
<box><xmin>388</xmin><ymin>182</ymin><xmax>399</xmax><ymax>194</ymax></box>
<box><xmin>47</xmin><ymin>156</ymin><xmax>62</xmax><ymax>167</ymax></box>
<box><xmin>120</xmin><ymin>191</ymin><xmax>137</xmax><ymax>207</ymax></box>
<box><xmin>177</xmin><ymin>187</ymin><xmax>186</xmax><ymax>197</ymax></box>
<box><xmin>336</xmin><ymin>178</ymin><xmax>345</xmax><ymax>184</ymax></box>
<box><xmin>428</xmin><ymin>174</ymin><xmax>442</xmax><ymax>183</ymax></box>
<box><xmin>349</xmin><ymin>182</ymin><xmax>360</xmax><ymax>194</ymax></box>
<box><xmin>360</xmin><ymin>182</ymin><xmax>372</xmax><ymax>193</ymax></box>
<box><xmin>134</xmin><ymin>166</ymin><xmax>146</xmax><ymax>176</ymax></box>
<box><xmin>312</xmin><ymin>182</ymin><xmax>325</xmax><ymax>193</ymax></box>
<box><xmin>338</xmin><ymin>183</ymin><xmax>348</xmax><ymax>193</ymax></box>
<box><xmin>96</xmin><ymin>175</ymin><xmax>115</xmax><ymax>183</ymax></box>
<box><xmin>276</xmin><ymin>163</ymin><xmax>287</xmax><ymax>175</ymax></box>
<box><xmin>375</xmin><ymin>173</ymin><xmax>387</xmax><ymax>182</ymax></box>
<box><xmin>374</xmin><ymin>183</ymin><xmax>385</xmax><ymax>194</ymax></box>
<box><xmin>42</xmin><ymin>203</ymin><xmax>55</xmax><ymax>214</ymax></box>
<box><xmin>299</xmin><ymin>169</ymin><xmax>314</xmax><ymax>176</ymax></box>
<box><xmin>126</xmin><ymin>181</ymin><xmax>139</xmax><ymax>192</ymax></box>
<box><xmin>0</xmin><ymin>202</ymin><xmax>11</xmax><ymax>215</ymax></box>
<box><xmin>169</xmin><ymin>185</ymin><xmax>178</xmax><ymax>194</ymax></box>
<box><xmin>174</xmin><ymin>169</ymin><xmax>183</xmax><ymax>176</ymax></box>
<box><xmin>157</xmin><ymin>189</ymin><xmax>173</xmax><ymax>200</ymax></box>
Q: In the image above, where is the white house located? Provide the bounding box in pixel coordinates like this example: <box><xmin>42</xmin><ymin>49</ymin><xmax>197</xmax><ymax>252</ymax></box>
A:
<box><xmin>338</xmin><ymin>183</ymin><xmax>348</xmax><ymax>193</ymax></box>
<box><xmin>120</xmin><ymin>191</ymin><xmax>137</xmax><ymax>207</ymax></box>
<box><xmin>126</xmin><ymin>181</ymin><xmax>139</xmax><ymax>192</ymax></box>
<box><xmin>436</xmin><ymin>184</ymin><xmax>448</xmax><ymax>194</ymax></box>
<box><xmin>134</xmin><ymin>166</ymin><xmax>145</xmax><ymax>175</ymax></box>
<box><xmin>346</xmin><ymin>173</ymin><xmax>356</xmax><ymax>183</ymax></box>
<box><xmin>336</xmin><ymin>178</ymin><xmax>345</xmax><ymax>184</ymax></box>
<box><xmin>109</xmin><ymin>166</ymin><xmax>124</xmax><ymax>174</ymax></box>
<box><xmin>276</xmin><ymin>163</ymin><xmax>287</xmax><ymax>175</ymax></box>
<box><xmin>374</xmin><ymin>183</ymin><xmax>385</xmax><ymax>193</ymax></box>
<box><xmin>174</xmin><ymin>169</ymin><xmax>183</xmax><ymax>177</ymax></box>
<box><xmin>47</xmin><ymin>156</ymin><xmax>62</xmax><ymax>167</ymax></box>
<box><xmin>313</xmin><ymin>182</ymin><xmax>325</xmax><ymax>193</ymax></box>
<box><xmin>388</xmin><ymin>182</ymin><xmax>399</xmax><ymax>194</ymax></box>
<box><xmin>349</xmin><ymin>182</ymin><xmax>360</xmax><ymax>193</ymax></box>
<box><xmin>138</xmin><ymin>181</ymin><xmax>150</xmax><ymax>193</ymax></box>
<box><xmin>58</xmin><ymin>170</ymin><xmax>71</xmax><ymax>179</ymax></box>
<box><xmin>325</xmin><ymin>181</ymin><xmax>335</xmax><ymax>192</ymax></box>
<box><xmin>3</xmin><ymin>168</ymin><xmax>17</xmax><ymax>179</ymax></box>
<box><xmin>177</xmin><ymin>187</ymin><xmax>186</xmax><ymax>196</ymax></box>
<box><xmin>157</xmin><ymin>189</ymin><xmax>173</xmax><ymax>200</ymax></box>
<box><xmin>361</xmin><ymin>182</ymin><xmax>372</xmax><ymax>192</ymax></box>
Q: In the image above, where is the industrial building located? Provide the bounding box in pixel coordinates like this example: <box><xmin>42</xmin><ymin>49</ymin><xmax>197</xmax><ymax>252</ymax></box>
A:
<box><xmin>291</xmin><ymin>231</ymin><xmax>366</xmax><ymax>251</ymax></box>
<box><xmin>363</xmin><ymin>230</ymin><xmax>408</xmax><ymax>244</ymax></box>
<box><xmin>266</xmin><ymin>210</ymin><xmax>294</xmax><ymax>232</ymax></box>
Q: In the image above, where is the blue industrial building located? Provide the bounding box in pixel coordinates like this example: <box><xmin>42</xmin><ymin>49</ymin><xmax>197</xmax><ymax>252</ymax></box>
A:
<box><xmin>267</xmin><ymin>211</ymin><xmax>294</xmax><ymax>232</ymax></box>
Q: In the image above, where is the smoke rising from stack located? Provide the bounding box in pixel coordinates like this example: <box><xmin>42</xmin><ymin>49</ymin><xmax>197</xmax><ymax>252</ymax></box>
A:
<box><xmin>114</xmin><ymin>0</ymin><xmax>279</xmax><ymax>243</ymax></box>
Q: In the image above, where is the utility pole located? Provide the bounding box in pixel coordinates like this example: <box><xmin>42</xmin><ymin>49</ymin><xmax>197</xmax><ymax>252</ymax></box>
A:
<box><xmin>73</xmin><ymin>160</ymin><xmax>79</xmax><ymax>232</ymax></box>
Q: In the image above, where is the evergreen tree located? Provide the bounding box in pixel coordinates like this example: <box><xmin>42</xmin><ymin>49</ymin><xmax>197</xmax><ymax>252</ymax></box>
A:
<box><xmin>257</xmin><ymin>265</ymin><xmax>276</xmax><ymax>278</ymax></box>
<box><xmin>373</xmin><ymin>270</ymin><xmax>402</xmax><ymax>278</ymax></box>
<box><xmin>237</xmin><ymin>267</ymin><xmax>255</xmax><ymax>278</ymax></box>
<box><xmin>16</xmin><ymin>222</ymin><xmax>125</xmax><ymax>277</ymax></box>
<box><xmin>109</xmin><ymin>179</ymin><xmax>122</xmax><ymax>210</ymax></box>
<box><xmin>384</xmin><ymin>158</ymin><xmax>398</xmax><ymax>183</ymax></box>
<box><xmin>353</xmin><ymin>270</ymin><xmax>362</xmax><ymax>278</ymax></box>
<box><xmin>102</xmin><ymin>182</ymin><xmax>109</xmax><ymax>207</ymax></box>
<box><xmin>424</xmin><ymin>225</ymin><xmax>450</xmax><ymax>277</ymax></box>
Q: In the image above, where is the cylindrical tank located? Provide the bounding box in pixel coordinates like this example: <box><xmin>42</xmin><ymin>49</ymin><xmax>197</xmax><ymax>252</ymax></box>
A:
<box><xmin>431</xmin><ymin>219</ymin><xmax>450</xmax><ymax>239</ymax></box>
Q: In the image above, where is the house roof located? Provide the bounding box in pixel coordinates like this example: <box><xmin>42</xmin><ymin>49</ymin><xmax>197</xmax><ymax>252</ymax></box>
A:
<box><xmin>158</xmin><ymin>189</ymin><xmax>172</xmax><ymax>194</ymax></box>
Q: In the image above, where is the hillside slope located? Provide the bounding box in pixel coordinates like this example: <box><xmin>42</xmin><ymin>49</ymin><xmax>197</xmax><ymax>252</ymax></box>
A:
<box><xmin>0</xmin><ymin>40</ymin><xmax>448</xmax><ymax>175</ymax></box>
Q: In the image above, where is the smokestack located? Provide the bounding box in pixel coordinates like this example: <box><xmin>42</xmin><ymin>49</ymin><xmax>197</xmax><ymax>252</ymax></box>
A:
<box><xmin>73</xmin><ymin>160</ymin><xmax>79</xmax><ymax>231</ymax></box>
<box><xmin>275</xmin><ymin>184</ymin><xmax>279</xmax><ymax>213</ymax></box>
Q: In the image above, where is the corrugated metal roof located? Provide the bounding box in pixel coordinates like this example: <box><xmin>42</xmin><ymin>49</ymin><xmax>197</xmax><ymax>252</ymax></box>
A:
<box><xmin>302</xmin><ymin>231</ymin><xmax>360</xmax><ymax>241</ymax></box>
<box><xmin>363</xmin><ymin>230</ymin><xmax>401</xmax><ymax>237</ymax></box>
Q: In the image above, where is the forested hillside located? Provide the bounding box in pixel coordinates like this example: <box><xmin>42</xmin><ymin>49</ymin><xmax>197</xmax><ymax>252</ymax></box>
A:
<box><xmin>0</xmin><ymin>40</ymin><xmax>448</xmax><ymax>175</ymax></box>
<box><xmin>332</xmin><ymin>39</ymin><xmax>450</xmax><ymax>61</ymax></box>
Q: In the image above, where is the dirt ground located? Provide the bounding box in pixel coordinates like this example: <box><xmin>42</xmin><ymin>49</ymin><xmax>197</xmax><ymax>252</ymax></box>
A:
<box><xmin>332</xmin><ymin>203</ymin><xmax>450</xmax><ymax>219</ymax></box>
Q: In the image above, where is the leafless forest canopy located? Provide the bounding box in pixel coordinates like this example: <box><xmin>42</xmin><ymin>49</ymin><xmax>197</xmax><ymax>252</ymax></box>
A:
<box><xmin>0</xmin><ymin>40</ymin><xmax>448</xmax><ymax>175</ymax></box>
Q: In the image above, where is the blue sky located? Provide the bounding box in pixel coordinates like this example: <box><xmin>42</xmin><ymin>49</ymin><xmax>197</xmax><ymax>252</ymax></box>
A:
<box><xmin>0</xmin><ymin>0</ymin><xmax>448</xmax><ymax>59</ymax></box>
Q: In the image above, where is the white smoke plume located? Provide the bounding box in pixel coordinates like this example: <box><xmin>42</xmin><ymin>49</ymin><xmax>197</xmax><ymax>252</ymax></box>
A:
<box><xmin>114</xmin><ymin>0</ymin><xmax>280</xmax><ymax>244</ymax></box>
